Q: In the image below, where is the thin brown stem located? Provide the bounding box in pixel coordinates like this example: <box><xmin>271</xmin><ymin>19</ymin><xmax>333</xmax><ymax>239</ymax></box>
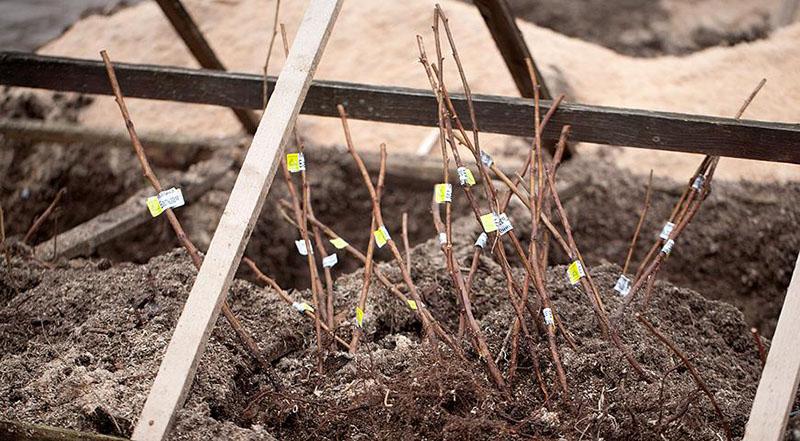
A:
<box><xmin>750</xmin><ymin>327</ymin><xmax>767</xmax><ymax>368</ymax></box>
<box><xmin>261</xmin><ymin>0</ymin><xmax>281</xmax><ymax>109</ymax></box>
<box><xmin>349</xmin><ymin>146</ymin><xmax>387</xmax><ymax>353</ymax></box>
<box><xmin>24</xmin><ymin>187</ymin><xmax>66</xmax><ymax>244</ymax></box>
<box><xmin>401</xmin><ymin>212</ymin><xmax>411</xmax><ymax>271</ymax></box>
<box><xmin>622</xmin><ymin>170</ymin><xmax>653</xmax><ymax>275</ymax></box>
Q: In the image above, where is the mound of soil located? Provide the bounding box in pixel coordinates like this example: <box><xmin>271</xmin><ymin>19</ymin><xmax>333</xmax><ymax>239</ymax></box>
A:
<box><xmin>0</xmin><ymin>210</ymin><xmax>768</xmax><ymax>439</ymax></box>
<box><xmin>477</xmin><ymin>0</ymin><xmax>774</xmax><ymax>57</ymax></box>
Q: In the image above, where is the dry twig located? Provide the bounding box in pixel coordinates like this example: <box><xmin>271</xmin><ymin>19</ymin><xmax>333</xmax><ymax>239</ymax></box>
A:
<box><xmin>23</xmin><ymin>187</ymin><xmax>66</xmax><ymax>244</ymax></box>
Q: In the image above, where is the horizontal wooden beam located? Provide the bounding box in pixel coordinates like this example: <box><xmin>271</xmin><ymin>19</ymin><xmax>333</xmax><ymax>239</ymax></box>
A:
<box><xmin>34</xmin><ymin>157</ymin><xmax>232</xmax><ymax>261</ymax></box>
<box><xmin>2</xmin><ymin>52</ymin><xmax>799</xmax><ymax>164</ymax></box>
<box><xmin>0</xmin><ymin>419</ymin><xmax>128</xmax><ymax>441</ymax></box>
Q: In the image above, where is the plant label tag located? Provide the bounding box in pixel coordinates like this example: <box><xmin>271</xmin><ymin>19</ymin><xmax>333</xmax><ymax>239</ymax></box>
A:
<box><xmin>692</xmin><ymin>175</ymin><xmax>705</xmax><ymax>191</ymax></box>
<box><xmin>295</xmin><ymin>239</ymin><xmax>313</xmax><ymax>256</ymax></box>
<box><xmin>322</xmin><ymin>253</ymin><xmax>338</xmax><ymax>268</ymax></box>
<box><xmin>355</xmin><ymin>306</ymin><xmax>365</xmax><ymax>328</ymax></box>
<box><xmin>480</xmin><ymin>151</ymin><xmax>493</xmax><ymax>167</ymax></box>
<box><xmin>480</xmin><ymin>213</ymin><xmax>498</xmax><ymax>233</ymax></box>
<box><xmin>374</xmin><ymin>225</ymin><xmax>391</xmax><ymax>248</ymax></box>
<box><xmin>542</xmin><ymin>307</ymin><xmax>555</xmax><ymax>326</ymax></box>
<box><xmin>614</xmin><ymin>275</ymin><xmax>632</xmax><ymax>296</ymax></box>
<box><xmin>567</xmin><ymin>260</ymin><xmax>585</xmax><ymax>285</ymax></box>
<box><xmin>457</xmin><ymin>167</ymin><xmax>476</xmax><ymax>186</ymax></box>
<box><xmin>434</xmin><ymin>183</ymin><xmax>452</xmax><ymax>203</ymax></box>
<box><xmin>158</xmin><ymin>188</ymin><xmax>184</xmax><ymax>210</ymax></box>
<box><xmin>659</xmin><ymin>222</ymin><xmax>675</xmax><ymax>240</ymax></box>
<box><xmin>286</xmin><ymin>152</ymin><xmax>305</xmax><ymax>173</ymax></box>
<box><xmin>438</xmin><ymin>232</ymin><xmax>447</xmax><ymax>245</ymax></box>
<box><xmin>496</xmin><ymin>213</ymin><xmax>513</xmax><ymax>235</ymax></box>
<box><xmin>292</xmin><ymin>301</ymin><xmax>313</xmax><ymax>314</ymax></box>
<box><xmin>146</xmin><ymin>196</ymin><xmax>164</xmax><ymax>217</ymax></box>
<box><xmin>475</xmin><ymin>232</ymin><xmax>488</xmax><ymax>248</ymax></box>
<box><xmin>147</xmin><ymin>188</ymin><xmax>185</xmax><ymax>217</ymax></box>
<box><xmin>661</xmin><ymin>239</ymin><xmax>675</xmax><ymax>255</ymax></box>
<box><xmin>330</xmin><ymin>237</ymin><xmax>348</xmax><ymax>249</ymax></box>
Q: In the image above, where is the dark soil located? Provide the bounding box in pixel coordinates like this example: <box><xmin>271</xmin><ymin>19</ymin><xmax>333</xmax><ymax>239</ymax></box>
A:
<box><xmin>0</xmin><ymin>211</ymin><xmax>768</xmax><ymax>439</ymax></box>
<box><xmin>463</xmin><ymin>0</ymin><xmax>774</xmax><ymax>57</ymax></box>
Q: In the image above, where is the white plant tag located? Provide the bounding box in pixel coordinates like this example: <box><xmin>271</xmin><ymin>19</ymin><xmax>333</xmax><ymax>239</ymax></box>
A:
<box><xmin>614</xmin><ymin>275</ymin><xmax>632</xmax><ymax>296</ymax></box>
<box><xmin>475</xmin><ymin>232</ymin><xmax>488</xmax><ymax>248</ymax></box>
<box><xmin>438</xmin><ymin>232</ymin><xmax>447</xmax><ymax>245</ymax></box>
<box><xmin>692</xmin><ymin>175</ymin><xmax>705</xmax><ymax>191</ymax></box>
<box><xmin>659</xmin><ymin>222</ymin><xmax>675</xmax><ymax>240</ymax></box>
<box><xmin>295</xmin><ymin>239</ymin><xmax>313</xmax><ymax>256</ymax></box>
<box><xmin>158</xmin><ymin>187</ymin><xmax>185</xmax><ymax>210</ymax></box>
<box><xmin>480</xmin><ymin>151</ymin><xmax>493</xmax><ymax>167</ymax></box>
<box><xmin>495</xmin><ymin>213</ymin><xmax>513</xmax><ymax>235</ymax></box>
<box><xmin>661</xmin><ymin>239</ymin><xmax>675</xmax><ymax>255</ymax></box>
<box><xmin>542</xmin><ymin>308</ymin><xmax>555</xmax><ymax>326</ymax></box>
<box><xmin>322</xmin><ymin>253</ymin><xmax>338</xmax><ymax>268</ymax></box>
<box><xmin>457</xmin><ymin>166</ymin><xmax>476</xmax><ymax>186</ymax></box>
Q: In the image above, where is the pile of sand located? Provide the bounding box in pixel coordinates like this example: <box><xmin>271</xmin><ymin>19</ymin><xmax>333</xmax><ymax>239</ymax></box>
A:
<box><xmin>33</xmin><ymin>0</ymin><xmax>800</xmax><ymax>182</ymax></box>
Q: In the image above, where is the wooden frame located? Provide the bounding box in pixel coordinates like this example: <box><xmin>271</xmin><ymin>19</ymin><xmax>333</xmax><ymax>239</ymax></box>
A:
<box><xmin>743</xmin><ymin>252</ymin><xmax>800</xmax><ymax>440</ymax></box>
<box><xmin>154</xmin><ymin>0</ymin><xmax>260</xmax><ymax>133</ymax></box>
<box><xmin>130</xmin><ymin>0</ymin><xmax>342</xmax><ymax>439</ymax></box>
<box><xmin>2</xmin><ymin>52</ymin><xmax>799</xmax><ymax>164</ymax></box>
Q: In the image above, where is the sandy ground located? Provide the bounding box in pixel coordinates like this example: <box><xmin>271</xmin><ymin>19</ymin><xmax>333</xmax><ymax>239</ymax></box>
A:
<box><xmin>29</xmin><ymin>0</ymin><xmax>800</xmax><ymax>183</ymax></box>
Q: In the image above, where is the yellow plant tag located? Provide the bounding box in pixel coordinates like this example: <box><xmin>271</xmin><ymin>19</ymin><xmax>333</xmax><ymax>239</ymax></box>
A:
<box><xmin>567</xmin><ymin>260</ymin><xmax>585</xmax><ymax>285</ymax></box>
<box><xmin>407</xmin><ymin>300</ymin><xmax>418</xmax><ymax>310</ymax></box>
<box><xmin>330</xmin><ymin>237</ymin><xmax>348</xmax><ymax>249</ymax></box>
<box><xmin>374</xmin><ymin>225</ymin><xmax>390</xmax><ymax>248</ymax></box>
<box><xmin>292</xmin><ymin>301</ymin><xmax>314</xmax><ymax>314</ymax></box>
<box><xmin>146</xmin><ymin>196</ymin><xmax>164</xmax><ymax>217</ymax></box>
<box><xmin>434</xmin><ymin>183</ymin><xmax>452</xmax><ymax>203</ymax></box>
<box><xmin>355</xmin><ymin>306</ymin><xmax>365</xmax><ymax>328</ymax></box>
<box><xmin>480</xmin><ymin>213</ymin><xmax>498</xmax><ymax>233</ymax></box>
<box><xmin>286</xmin><ymin>152</ymin><xmax>305</xmax><ymax>173</ymax></box>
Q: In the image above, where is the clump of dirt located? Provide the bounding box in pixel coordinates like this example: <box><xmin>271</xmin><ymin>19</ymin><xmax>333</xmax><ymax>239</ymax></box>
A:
<box><xmin>0</xmin><ymin>211</ymin><xmax>767</xmax><ymax>439</ymax></box>
<box><xmin>476</xmin><ymin>0</ymin><xmax>774</xmax><ymax>57</ymax></box>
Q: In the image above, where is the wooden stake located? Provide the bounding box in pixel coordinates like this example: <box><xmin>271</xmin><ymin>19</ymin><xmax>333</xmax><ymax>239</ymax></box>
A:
<box><xmin>131</xmin><ymin>1</ymin><xmax>342</xmax><ymax>438</ymax></box>
<box><xmin>743</xmin><ymin>252</ymin><xmax>800</xmax><ymax>440</ymax></box>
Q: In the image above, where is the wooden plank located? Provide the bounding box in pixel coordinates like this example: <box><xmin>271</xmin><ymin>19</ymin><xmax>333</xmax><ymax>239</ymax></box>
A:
<box><xmin>0</xmin><ymin>419</ymin><xmax>127</xmax><ymax>441</ymax></box>
<box><xmin>130</xmin><ymin>1</ymin><xmax>342</xmax><ymax>439</ymax></box>
<box><xmin>2</xmin><ymin>52</ymin><xmax>799</xmax><ymax>164</ymax></box>
<box><xmin>33</xmin><ymin>158</ymin><xmax>232</xmax><ymax>260</ymax></box>
<box><xmin>743</xmin><ymin>251</ymin><xmax>800</xmax><ymax>440</ymax></box>
<box><xmin>154</xmin><ymin>0</ymin><xmax>260</xmax><ymax>133</ymax></box>
<box><xmin>472</xmin><ymin>0</ymin><xmax>550</xmax><ymax>99</ymax></box>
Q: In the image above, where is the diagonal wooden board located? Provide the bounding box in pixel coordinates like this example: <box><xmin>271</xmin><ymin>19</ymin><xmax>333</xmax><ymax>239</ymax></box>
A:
<box><xmin>130</xmin><ymin>1</ymin><xmax>343</xmax><ymax>439</ymax></box>
<box><xmin>743</xmin><ymin>251</ymin><xmax>800</xmax><ymax>440</ymax></box>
